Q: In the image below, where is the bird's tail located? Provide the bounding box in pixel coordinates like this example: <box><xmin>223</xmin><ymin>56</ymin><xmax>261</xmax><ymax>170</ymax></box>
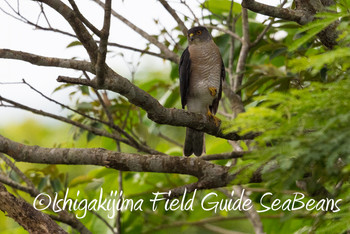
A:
<box><xmin>184</xmin><ymin>128</ymin><xmax>205</xmax><ymax>156</ymax></box>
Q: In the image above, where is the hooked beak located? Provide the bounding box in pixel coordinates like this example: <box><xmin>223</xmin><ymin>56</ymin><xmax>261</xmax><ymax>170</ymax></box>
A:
<box><xmin>189</xmin><ymin>33</ymin><xmax>194</xmax><ymax>41</ymax></box>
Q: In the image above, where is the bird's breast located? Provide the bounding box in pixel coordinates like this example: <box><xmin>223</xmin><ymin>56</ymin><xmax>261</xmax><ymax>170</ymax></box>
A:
<box><xmin>188</xmin><ymin>43</ymin><xmax>222</xmax><ymax>98</ymax></box>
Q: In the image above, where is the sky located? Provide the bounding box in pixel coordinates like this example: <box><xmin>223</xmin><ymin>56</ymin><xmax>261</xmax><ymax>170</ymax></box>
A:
<box><xmin>0</xmin><ymin>0</ymin><xmax>283</xmax><ymax>126</ymax></box>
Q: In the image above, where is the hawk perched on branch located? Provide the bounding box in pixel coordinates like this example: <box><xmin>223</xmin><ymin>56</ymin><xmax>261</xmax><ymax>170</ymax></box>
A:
<box><xmin>179</xmin><ymin>26</ymin><xmax>225</xmax><ymax>156</ymax></box>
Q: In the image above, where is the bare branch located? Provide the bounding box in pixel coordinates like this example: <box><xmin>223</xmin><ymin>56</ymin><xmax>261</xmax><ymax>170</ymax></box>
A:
<box><xmin>205</xmin><ymin>25</ymin><xmax>243</xmax><ymax>43</ymax></box>
<box><xmin>0</xmin><ymin>153</ymin><xmax>35</xmax><ymax>188</ymax></box>
<box><xmin>0</xmin><ymin>49</ymin><xmax>93</xmax><ymax>72</ymax></box>
<box><xmin>37</xmin><ymin>0</ymin><xmax>98</xmax><ymax>63</ymax></box>
<box><xmin>159</xmin><ymin>0</ymin><xmax>188</xmax><ymax>35</ymax></box>
<box><xmin>57</xmin><ymin>73</ymin><xmax>258</xmax><ymax>141</ymax></box>
<box><xmin>0</xmin><ymin>134</ymin><xmax>228</xmax><ymax>186</ymax></box>
<box><xmin>250</xmin><ymin>18</ymin><xmax>274</xmax><ymax>48</ymax></box>
<box><xmin>68</xmin><ymin>0</ymin><xmax>101</xmax><ymax>36</ymax></box>
<box><xmin>91</xmin><ymin>0</ymin><xmax>179</xmax><ymax>63</ymax></box>
<box><xmin>0</xmin><ymin>96</ymin><xmax>163</xmax><ymax>154</ymax></box>
<box><xmin>242</xmin><ymin>0</ymin><xmax>307</xmax><ymax>24</ymax></box>
<box><xmin>0</xmin><ymin>174</ymin><xmax>36</xmax><ymax>196</ymax></box>
<box><xmin>0</xmin><ymin>173</ymin><xmax>91</xmax><ymax>233</ymax></box>
<box><xmin>107</xmin><ymin>41</ymin><xmax>172</xmax><ymax>60</ymax></box>
<box><xmin>96</xmin><ymin>0</ymin><xmax>112</xmax><ymax>86</ymax></box>
<box><xmin>199</xmin><ymin>151</ymin><xmax>249</xmax><ymax>161</ymax></box>
<box><xmin>0</xmin><ymin>183</ymin><xmax>67</xmax><ymax>234</ymax></box>
<box><xmin>233</xmin><ymin>8</ymin><xmax>250</xmax><ymax>92</ymax></box>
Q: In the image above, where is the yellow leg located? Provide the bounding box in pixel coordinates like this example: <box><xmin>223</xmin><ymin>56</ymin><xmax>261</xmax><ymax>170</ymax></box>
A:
<box><xmin>206</xmin><ymin>109</ymin><xmax>221</xmax><ymax>127</ymax></box>
<box><xmin>208</xmin><ymin>87</ymin><xmax>217</xmax><ymax>97</ymax></box>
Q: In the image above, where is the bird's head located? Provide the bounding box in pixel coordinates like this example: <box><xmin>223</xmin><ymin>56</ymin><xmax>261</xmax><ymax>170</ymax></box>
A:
<box><xmin>187</xmin><ymin>26</ymin><xmax>211</xmax><ymax>44</ymax></box>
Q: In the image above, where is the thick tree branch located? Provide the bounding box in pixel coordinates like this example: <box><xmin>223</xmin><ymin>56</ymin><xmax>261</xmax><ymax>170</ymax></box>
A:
<box><xmin>242</xmin><ymin>0</ymin><xmax>307</xmax><ymax>24</ymax></box>
<box><xmin>96</xmin><ymin>0</ymin><xmax>112</xmax><ymax>86</ymax></box>
<box><xmin>0</xmin><ymin>49</ymin><xmax>93</xmax><ymax>72</ymax></box>
<box><xmin>0</xmin><ymin>175</ymin><xmax>91</xmax><ymax>233</ymax></box>
<box><xmin>0</xmin><ymin>134</ymin><xmax>230</xmax><ymax>189</ymax></box>
<box><xmin>242</xmin><ymin>0</ymin><xmax>339</xmax><ymax>49</ymax></box>
<box><xmin>57</xmin><ymin>73</ymin><xmax>258</xmax><ymax>141</ymax></box>
<box><xmin>0</xmin><ymin>183</ymin><xmax>67</xmax><ymax>234</ymax></box>
<box><xmin>68</xmin><ymin>0</ymin><xmax>101</xmax><ymax>37</ymax></box>
<box><xmin>0</xmin><ymin>48</ymin><xmax>256</xmax><ymax>142</ymax></box>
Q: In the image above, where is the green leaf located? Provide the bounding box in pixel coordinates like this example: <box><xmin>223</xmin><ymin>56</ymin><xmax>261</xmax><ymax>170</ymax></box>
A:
<box><xmin>76</xmin><ymin>102</ymin><xmax>93</xmax><ymax>110</ymax></box>
<box><xmin>66</xmin><ymin>40</ymin><xmax>82</xmax><ymax>48</ymax></box>
<box><xmin>203</xmin><ymin>0</ymin><xmax>241</xmax><ymax>15</ymax></box>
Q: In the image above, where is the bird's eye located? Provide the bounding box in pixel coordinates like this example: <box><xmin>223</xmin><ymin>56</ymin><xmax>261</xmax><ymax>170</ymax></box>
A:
<box><xmin>196</xmin><ymin>30</ymin><xmax>202</xmax><ymax>35</ymax></box>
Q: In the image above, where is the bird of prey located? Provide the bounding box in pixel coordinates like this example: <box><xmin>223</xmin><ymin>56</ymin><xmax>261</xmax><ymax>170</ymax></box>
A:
<box><xmin>179</xmin><ymin>26</ymin><xmax>225</xmax><ymax>156</ymax></box>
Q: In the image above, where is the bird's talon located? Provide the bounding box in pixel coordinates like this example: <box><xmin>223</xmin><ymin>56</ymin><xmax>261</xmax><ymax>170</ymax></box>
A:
<box><xmin>208</xmin><ymin>87</ymin><xmax>217</xmax><ymax>97</ymax></box>
<box><xmin>206</xmin><ymin>110</ymin><xmax>221</xmax><ymax>127</ymax></box>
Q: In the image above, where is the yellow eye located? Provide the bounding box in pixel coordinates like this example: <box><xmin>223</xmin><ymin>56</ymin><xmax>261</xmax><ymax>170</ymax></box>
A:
<box><xmin>196</xmin><ymin>30</ymin><xmax>202</xmax><ymax>35</ymax></box>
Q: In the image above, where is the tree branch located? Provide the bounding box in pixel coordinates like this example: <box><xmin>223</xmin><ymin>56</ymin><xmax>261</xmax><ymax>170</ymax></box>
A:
<box><xmin>96</xmin><ymin>0</ymin><xmax>112</xmax><ymax>86</ymax></box>
<box><xmin>242</xmin><ymin>0</ymin><xmax>307</xmax><ymax>24</ymax></box>
<box><xmin>0</xmin><ymin>183</ymin><xmax>67</xmax><ymax>234</ymax></box>
<box><xmin>233</xmin><ymin>7</ymin><xmax>250</xmax><ymax>92</ymax></box>
<box><xmin>57</xmin><ymin>73</ymin><xmax>258</xmax><ymax>141</ymax></box>
<box><xmin>159</xmin><ymin>0</ymin><xmax>188</xmax><ymax>35</ymax></box>
<box><xmin>0</xmin><ymin>95</ymin><xmax>161</xmax><ymax>154</ymax></box>
<box><xmin>68</xmin><ymin>0</ymin><xmax>101</xmax><ymax>37</ymax></box>
<box><xmin>242</xmin><ymin>0</ymin><xmax>339</xmax><ymax>49</ymax></box>
<box><xmin>0</xmin><ymin>134</ymin><xmax>229</xmax><ymax>188</ymax></box>
<box><xmin>0</xmin><ymin>49</ymin><xmax>93</xmax><ymax>72</ymax></box>
<box><xmin>91</xmin><ymin>0</ymin><xmax>179</xmax><ymax>63</ymax></box>
<box><xmin>37</xmin><ymin>0</ymin><xmax>98</xmax><ymax>63</ymax></box>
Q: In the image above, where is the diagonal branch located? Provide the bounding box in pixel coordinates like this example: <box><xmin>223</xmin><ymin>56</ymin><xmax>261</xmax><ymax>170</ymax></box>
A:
<box><xmin>159</xmin><ymin>0</ymin><xmax>188</xmax><ymax>35</ymax></box>
<box><xmin>0</xmin><ymin>48</ymin><xmax>257</xmax><ymax>142</ymax></box>
<box><xmin>68</xmin><ymin>0</ymin><xmax>101</xmax><ymax>36</ymax></box>
<box><xmin>37</xmin><ymin>0</ymin><xmax>99</xmax><ymax>63</ymax></box>
<box><xmin>0</xmin><ymin>183</ymin><xmax>67</xmax><ymax>234</ymax></box>
<box><xmin>0</xmin><ymin>95</ymin><xmax>160</xmax><ymax>154</ymax></box>
<box><xmin>57</xmin><ymin>73</ymin><xmax>258</xmax><ymax>141</ymax></box>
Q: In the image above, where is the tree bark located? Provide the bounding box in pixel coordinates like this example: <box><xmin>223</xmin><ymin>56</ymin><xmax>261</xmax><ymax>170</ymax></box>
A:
<box><xmin>0</xmin><ymin>183</ymin><xmax>67</xmax><ymax>234</ymax></box>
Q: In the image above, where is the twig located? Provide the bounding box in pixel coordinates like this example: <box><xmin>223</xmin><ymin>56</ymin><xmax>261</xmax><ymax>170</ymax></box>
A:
<box><xmin>0</xmin><ymin>153</ymin><xmax>35</xmax><ymax>188</ymax></box>
<box><xmin>91</xmin><ymin>0</ymin><xmax>179</xmax><ymax>63</ymax></box>
<box><xmin>38</xmin><ymin>0</ymin><xmax>99</xmax><ymax>63</ymax></box>
<box><xmin>205</xmin><ymin>25</ymin><xmax>243</xmax><ymax>43</ymax></box>
<box><xmin>250</xmin><ymin>18</ymin><xmax>274</xmax><ymax>48</ymax></box>
<box><xmin>233</xmin><ymin>7</ymin><xmax>250</xmax><ymax>92</ymax></box>
<box><xmin>0</xmin><ymin>96</ymin><xmax>129</xmax><ymax>146</ymax></box>
<box><xmin>90</xmin><ymin>210</ymin><xmax>115</xmax><ymax>233</ymax></box>
<box><xmin>158</xmin><ymin>132</ymin><xmax>183</xmax><ymax>147</ymax></box>
<box><xmin>199</xmin><ymin>151</ymin><xmax>249</xmax><ymax>161</ymax></box>
<box><xmin>180</xmin><ymin>0</ymin><xmax>200</xmax><ymax>24</ymax></box>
